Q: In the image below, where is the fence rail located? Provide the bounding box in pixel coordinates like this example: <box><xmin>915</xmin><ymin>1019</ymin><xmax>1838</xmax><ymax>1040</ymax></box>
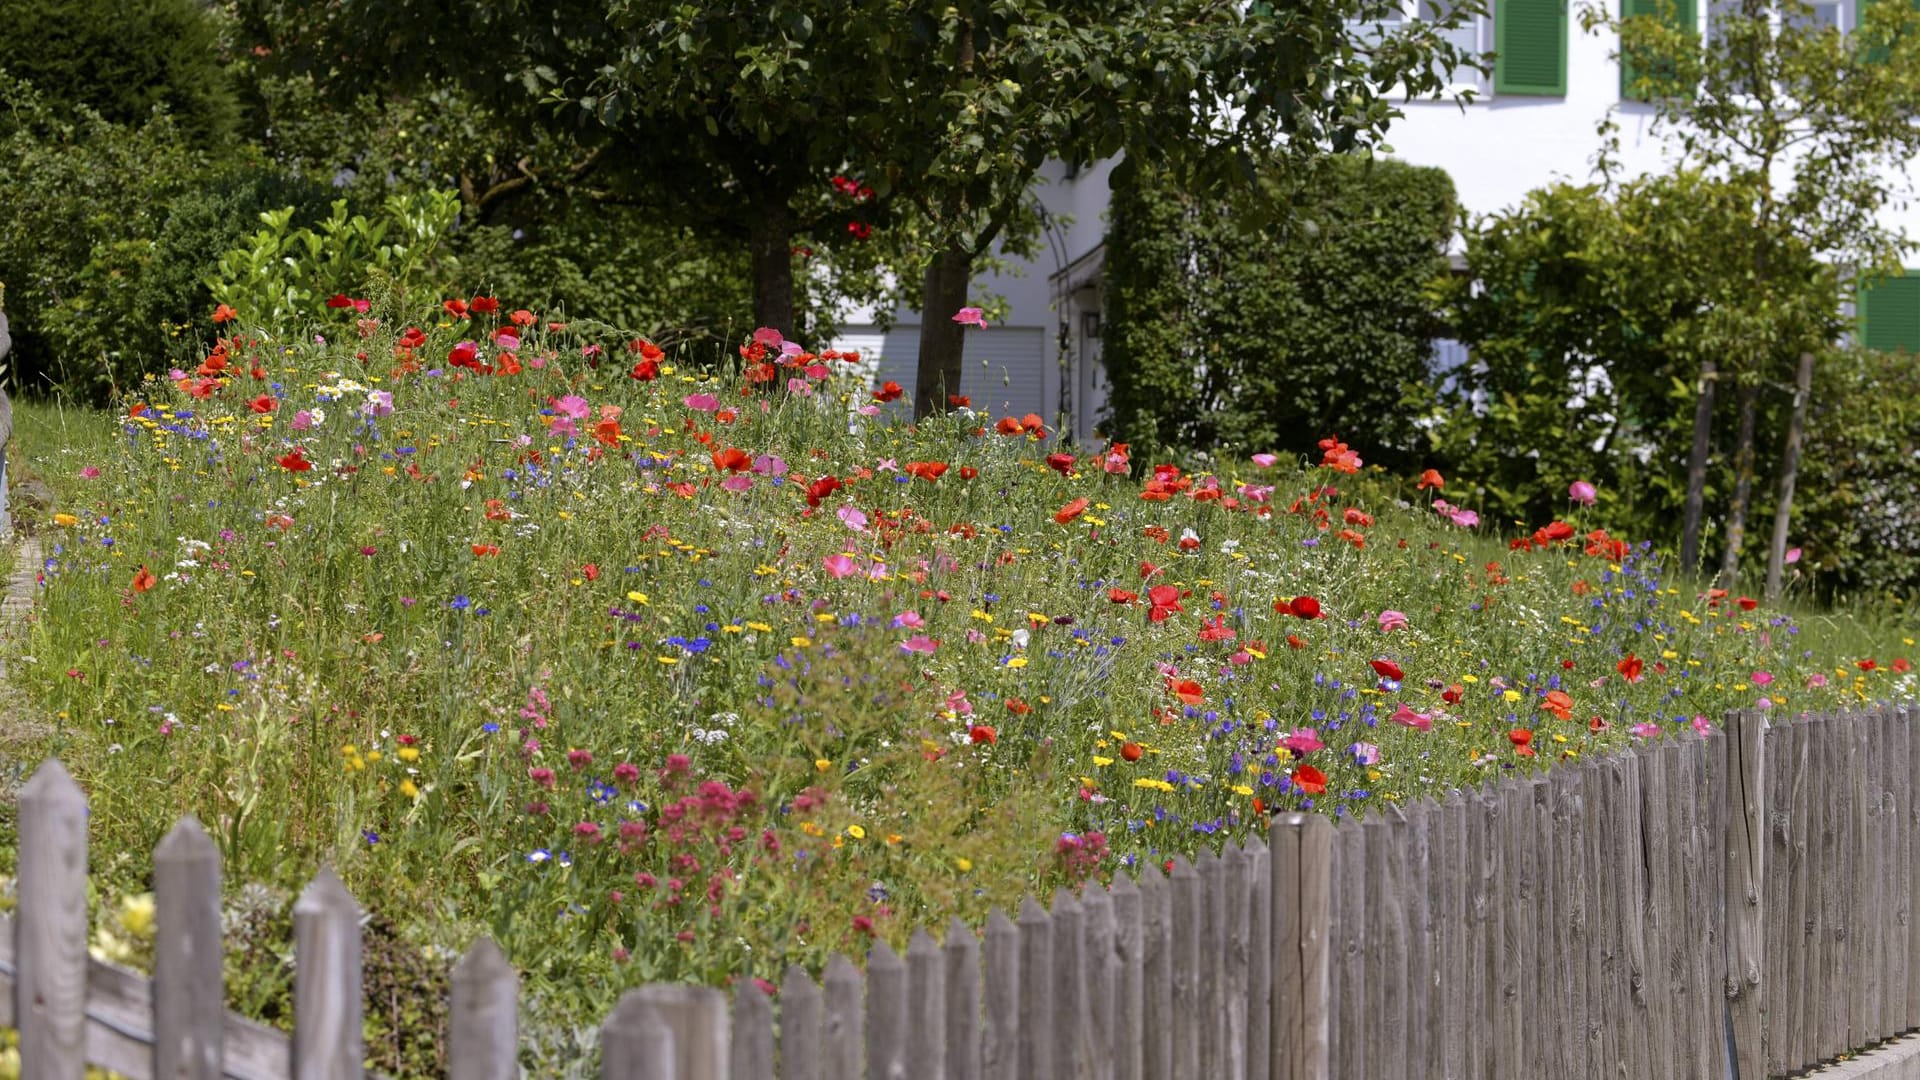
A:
<box><xmin>4</xmin><ymin>706</ymin><xmax>1916</xmax><ymax>1078</ymax></box>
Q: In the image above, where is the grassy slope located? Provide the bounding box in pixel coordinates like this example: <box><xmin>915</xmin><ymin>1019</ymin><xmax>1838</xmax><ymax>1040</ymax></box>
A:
<box><xmin>1</xmin><ymin>321</ymin><xmax>1914</xmax><ymax>1042</ymax></box>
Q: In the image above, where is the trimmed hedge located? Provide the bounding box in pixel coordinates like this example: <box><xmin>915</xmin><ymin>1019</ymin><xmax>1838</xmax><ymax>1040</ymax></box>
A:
<box><xmin>1102</xmin><ymin>154</ymin><xmax>1457</xmax><ymax>470</ymax></box>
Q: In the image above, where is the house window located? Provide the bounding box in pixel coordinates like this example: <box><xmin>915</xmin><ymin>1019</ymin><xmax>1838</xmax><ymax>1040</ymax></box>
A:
<box><xmin>1494</xmin><ymin>0</ymin><xmax>1570</xmax><ymax>95</ymax></box>
<box><xmin>1858</xmin><ymin>272</ymin><xmax>1920</xmax><ymax>353</ymax></box>
<box><xmin>1349</xmin><ymin>0</ymin><xmax>1492</xmax><ymax>92</ymax></box>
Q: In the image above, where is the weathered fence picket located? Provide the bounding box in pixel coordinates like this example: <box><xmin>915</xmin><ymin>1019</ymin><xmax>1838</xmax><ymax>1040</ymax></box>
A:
<box><xmin>10</xmin><ymin>703</ymin><xmax>1920</xmax><ymax>1080</ymax></box>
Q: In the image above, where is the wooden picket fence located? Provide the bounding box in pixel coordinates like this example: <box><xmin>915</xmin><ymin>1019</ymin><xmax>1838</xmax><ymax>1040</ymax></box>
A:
<box><xmin>3</xmin><ymin>705</ymin><xmax>1917</xmax><ymax>1078</ymax></box>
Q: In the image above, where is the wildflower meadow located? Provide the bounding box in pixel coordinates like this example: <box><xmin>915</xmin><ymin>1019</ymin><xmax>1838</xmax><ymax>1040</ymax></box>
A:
<box><xmin>7</xmin><ymin>296</ymin><xmax>1916</xmax><ymax>1066</ymax></box>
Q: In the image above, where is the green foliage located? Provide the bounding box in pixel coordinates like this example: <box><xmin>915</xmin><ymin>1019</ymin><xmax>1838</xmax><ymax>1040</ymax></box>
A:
<box><xmin>1103</xmin><ymin>155</ymin><xmax>1457</xmax><ymax>469</ymax></box>
<box><xmin>0</xmin><ymin>72</ymin><xmax>202</xmax><ymax>397</ymax></box>
<box><xmin>208</xmin><ymin>191</ymin><xmax>463</xmax><ymax>328</ymax></box>
<box><xmin>0</xmin><ymin>0</ymin><xmax>237</xmax><ymax>144</ymax></box>
<box><xmin>1792</xmin><ymin>346</ymin><xmax>1920</xmax><ymax>603</ymax></box>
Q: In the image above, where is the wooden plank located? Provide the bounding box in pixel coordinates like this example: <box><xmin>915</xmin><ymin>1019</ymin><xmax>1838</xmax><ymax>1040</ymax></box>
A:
<box><xmin>1403</xmin><ymin>801</ymin><xmax>1434</xmax><ymax>1078</ymax></box>
<box><xmin>1496</xmin><ymin>781</ymin><xmax>1527</xmax><ymax>1080</ymax></box>
<box><xmin>448</xmin><ymin>938</ymin><xmax>517</xmax><ymax>1080</ymax></box>
<box><xmin>18</xmin><ymin>759</ymin><xmax>90</xmax><ymax>1080</ymax></box>
<box><xmin>779</xmin><ymin>966</ymin><xmax>823</xmax><ymax>1080</ymax></box>
<box><xmin>1822</xmin><ymin>714</ymin><xmax>1847</xmax><ymax>1062</ymax></box>
<box><xmin>1108</xmin><ymin>875</ymin><xmax>1145</xmax><ymax>1080</ymax></box>
<box><xmin>1842</xmin><ymin>709</ymin><xmax>1866</xmax><ymax>1053</ymax></box>
<box><xmin>1141</xmin><ymin>866</ymin><xmax>1172</xmax><ymax>1080</ymax></box>
<box><xmin>293</xmin><ymin>868</ymin><xmax>364</xmax><ymax>1080</ymax></box>
<box><xmin>1725</xmin><ymin>710</ymin><xmax>1765</xmax><ymax>1078</ymax></box>
<box><xmin>1616</xmin><ymin>754</ymin><xmax>1652</xmax><ymax>1078</ymax></box>
<box><xmin>824</xmin><ymin>953</ymin><xmax>864</xmax><ymax>1080</ymax></box>
<box><xmin>1197</xmin><ymin>850</ymin><xmax>1224</xmax><ymax>1080</ymax></box>
<box><xmin>154</xmin><ymin>816</ymin><xmax>225</xmax><ymax>1080</ymax></box>
<box><xmin>601</xmin><ymin>992</ymin><xmax>674</xmax><ymax>1080</ymax></box>
<box><xmin>1082</xmin><ymin>882</ymin><xmax>1117</xmax><ymax>1080</ymax></box>
<box><xmin>1852</xmin><ymin>708</ymin><xmax>1878</xmax><ymax>1049</ymax></box>
<box><xmin>729</xmin><ymin>977</ymin><xmax>774</xmax><ymax>1080</ymax></box>
<box><xmin>1908</xmin><ymin>705</ymin><xmax>1920</xmax><ymax>1040</ymax></box>
<box><xmin>1472</xmin><ymin>786</ymin><xmax>1500</xmax><ymax>1080</ymax></box>
<box><xmin>1772</xmin><ymin>718</ymin><xmax>1806</xmax><ymax>1073</ymax></box>
<box><xmin>1018</xmin><ymin>896</ymin><xmax>1054</xmax><ymax>1080</ymax></box>
<box><xmin>945</xmin><ymin>917</ymin><xmax>982</xmax><ymax>1080</ymax></box>
<box><xmin>1050</xmin><ymin>887</ymin><xmax>1086</xmax><ymax>1080</ymax></box>
<box><xmin>1549</xmin><ymin>767</ymin><xmax>1583</xmax><ymax>1080</ymax></box>
<box><xmin>1438</xmin><ymin>795</ymin><xmax>1467</xmax><ymax>1080</ymax></box>
<box><xmin>906</xmin><ymin>931</ymin><xmax>946</xmax><ymax>1080</ymax></box>
<box><xmin>1660</xmin><ymin>741</ymin><xmax>1695</xmax><ymax>1078</ymax></box>
<box><xmin>1380</xmin><ymin>811</ymin><xmax>1412</xmax><ymax>1080</ymax></box>
<box><xmin>1887</xmin><ymin>707</ymin><xmax>1911</xmax><ymax>1042</ymax></box>
<box><xmin>1682</xmin><ymin>731</ymin><xmax>1719</xmax><ymax>1077</ymax></box>
<box><xmin>1169</xmin><ymin>856</ymin><xmax>1202</xmax><ymax>1079</ymax></box>
<box><xmin>1582</xmin><ymin>763</ymin><xmax>1611</xmax><ymax>1079</ymax></box>
<box><xmin>1224</xmin><ymin>843</ymin><xmax>1250</xmax><ymax>1080</ymax></box>
<box><xmin>1524</xmin><ymin>780</ymin><xmax>1551</xmax><ymax>1079</ymax></box>
<box><xmin>1340</xmin><ymin>820</ymin><xmax>1370</xmax><ymax>1080</ymax></box>
<box><xmin>866</xmin><ymin>940</ymin><xmax>908</xmax><ymax>1080</ymax></box>
<box><xmin>1245</xmin><ymin>837</ymin><xmax>1273</xmax><ymax>1080</ymax></box>
<box><xmin>1640</xmin><ymin>745</ymin><xmax>1675</xmax><ymax>1079</ymax></box>
<box><xmin>629</xmin><ymin>986</ymin><xmax>728</xmax><ymax>1079</ymax></box>
<box><xmin>982</xmin><ymin>910</ymin><xmax>1019</xmax><ymax>1080</ymax></box>
<box><xmin>1270</xmin><ymin>813</ymin><xmax>1330</xmax><ymax>1080</ymax></box>
<box><xmin>0</xmin><ymin>910</ymin><xmax>296</xmax><ymax>1080</ymax></box>
<box><xmin>1784</xmin><ymin>717</ymin><xmax>1813</xmax><ymax>1072</ymax></box>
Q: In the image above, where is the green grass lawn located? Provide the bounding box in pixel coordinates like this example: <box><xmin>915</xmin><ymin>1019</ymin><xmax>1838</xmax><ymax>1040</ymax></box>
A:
<box><xmin>1</xmin><ymin>309</ymin><xmax>1912</xmax><ymax>1070</ymax></box>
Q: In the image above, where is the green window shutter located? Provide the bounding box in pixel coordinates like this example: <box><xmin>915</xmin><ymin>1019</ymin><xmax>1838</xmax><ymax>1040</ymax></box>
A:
<box><xmin>1621</xmin><ymin>0</ymin><xmax>1697</xmax><ymax>100</ymax></box>
<box><xmin>1859</xmin><ymin>273</ymin><xmax>1920</xmax><ymax>353</ymax></box>
<box><xmin>1495</xmin><ymin>0</ymin><xmax>1569</xmax><ymax>94</ymax></box>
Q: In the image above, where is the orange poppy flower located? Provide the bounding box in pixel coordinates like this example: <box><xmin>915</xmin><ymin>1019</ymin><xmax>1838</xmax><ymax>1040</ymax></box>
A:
<box><xmin>1291</xmin><ymin>764</ymin><xmax>1328</xmax><ymax>795</ymax></box>
<box><xmin>131</xmin><ymin>566</ymin><xmax>157</xmax><ymax>593</ymax></box>
<box><xmin>1054</xmin><ymin>497</ymin><xmax>1090</xmax><ymax>524</ymax></box>
<box><xmin>904</xmin><ymin>461</ymin><xmax>949</xmax><ymax>481</ymax></box>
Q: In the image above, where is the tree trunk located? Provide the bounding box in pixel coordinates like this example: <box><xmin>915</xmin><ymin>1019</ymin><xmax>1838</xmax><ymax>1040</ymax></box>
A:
<box><xmin>750</xmin><ymin>199</ymin><xmax>796</xmax><ymax>337</ymax></box>
<box><xmin>1679</xmin><ymin>358</ymin><xmax>1717</xmax><ymax>575</ymax></box>
<box><xmin>914</xmin><ymin>245</ymin><xmax>973</xmax><ymax>421</ymax></box>
<box><xmin>1765</xmin><ymin>351</ymin><xmax>1815</xmax><ymax>600</ymax></box>
<box><xmin>1718</xmin><ymin>378</ymin><xmax>1760</xmax><ymax>586</ymax></box>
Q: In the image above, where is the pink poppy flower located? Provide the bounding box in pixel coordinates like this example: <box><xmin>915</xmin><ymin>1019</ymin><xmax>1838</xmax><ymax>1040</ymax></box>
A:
<box><xmin>951</xmin><ymin>307</ymin><xmax>988</xmax><ymax>328</ymax></box>
<box><xmin>1282</xmin><ymin>728</ymin><xmax>1325</xmax><ymax>755</ymax></box>
<box><xmin>837</xmin><ymin>506</ymin><xmax>869</xmax><ymax>532</ymax></box>
<box><xmin>1390</xmin><ymin>703</ymin><xmax>1435</xmax><ymax>731</ymax></box>
<box><xmin>1252</xmin><ymin>453</ymin><xmax>1279</xmax><ymax>468</ymax></box>
<box><xmin>719</xmin><ymin>475</ymin><xmax>754</xmax><ymax>492</ymax></box>
<box><xmin>1569</xmin><ymin>480</ymin><xmax>1598</xmax><ymax>506</ymax></box>
<box><xmin>1349</xmin><ymin>742</ymin><xmax>1382</xmax><ymax>766</ymax></box>
<box><xmin>1378</xmin><ymin>610</ymin><xmax>1409</xmax><ymax>633</ymax></box>
<box><xmin>822</xmin><ymin>554</ymin><xmax>859</xmax><ymax>579</ymax></box>
<box><xmin>683</xmin><ymin>393</ymin><xmax>720</xmax><ymax>412</ymax></box>
<box><xmin>901</xmin><ymin>636</ymin><xmax>940</xmax><ymax>654</ymax></box>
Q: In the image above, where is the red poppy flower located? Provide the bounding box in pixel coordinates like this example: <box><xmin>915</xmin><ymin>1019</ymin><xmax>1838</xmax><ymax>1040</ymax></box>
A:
<box><xmin>1108</xmin><ymin>588</ymin><xmax>1138</xmax><ymax>604</ymax></box>
<box><xmin>470</xmin><ymin>296</ymin><xmax>499</xmax><ymax>315</ymax></box>
<box><xmin>1369</xmin><ymin>659</ymin><xmax>1405</xmax><ymax>681</ymax></box>
<box><xmin>131</xmin><ymin>566</ymin><xmax>157</xmax><ymax>593</ymax></box>
<box><xmin>277</xmin><ymin>450</ymin><xmax>314</xmax><ymax>472</ymax></box>
<box><xmin>1895</xmin><ymin>658</ymin><xmax>1912</xmax><ymax>674</ymax></box>
<box><xmin>1736</xmin><ymin>596</ymin><xmax>1758</xmax><ymax>611</ymax></box>
<box><xmin>1054</xmin><ymin>498</ymin><xmax>1090</xmax><ymax>524</ymax></box>
<box><xmin>593</xmin><ymin>419</ymin><xmax>624</xmax><ymax>448</ymax></box>
<box><xmin>711</xmin><ymin>447</ymin><xmax>751</xmax><ymax>473</ymax></box>
<box><xmin>1167</xmin><ymin>677</ymin><xmax>1204</xmax><ymax>706</ymax></box>
<box><xmin>212</xmin><ymin>304</ymin><xmax>238</xmax><ymax>324</ymax></box>
<box><xmin>1443</xmin><ymin>684</ymin><xmax>1465</xmax><ymax>705</ymax></box>
<box><xmin>449</xmin><ymin>341</ymin><xmax>480</xmax><ymax>368</ymax></box>
<box><xmin>995</xmin><ymin>417</ymin><xmax>1025</xmax><ymax>435</ymax></box>
<box><xmin>1289</xmin><ymin>596</ymin><xmax>1324</xmax><ymax>619</ymax></box>
<box><xmin>248</xmin><ymin>395</ymin><xmax>276</xmax><ymax>414</ymax></box>
<box><xmin>326</xmin><ymin>294</ymin><xmax>354</xmax><ymax>309</ymax></box>
<box><xmin>1120</xmin><ymin>741</ymin><xmax>1143</xmax><ymax>762</ymax></box>
<box><xmin>873</xmin><ymin>381</ymin><xmax>904</xmax><ymax>403</ymax></box>
<box><xmin>472</xmin><ymin>544</ymin><xmax>500</xmax><ymax>557</ymax></box>
<box><xmin>443</xmin><ymin>298</ymin><xmax>469</xmax><ymax>318</ymax></box>
<box><xmin>1046</xmin><ymin>453</ymin><xmax>1077</xmax><ymax>476</ymax></box>
<box><xmin>1021</xmin><ymin>413</ymin><xmax>1045</xmax><ymax>433</ymax></box>
<box><xmin>1509</xmin><ymin>728</ymin><xmax>1536</xmax><ymax>757</ymax></box>
<box><xmin>904</xmin><ymin>461</ymin><xmax>949</xmax><ymax>481</ymax></box>
<box><xmin>1417</xmin><ymin>468</ymin><xmax>1445</xmax><ymax>490</ymax></box>
<box><xmin>1342</xmin><ymin>508</ymin><xmax>1374</xmax><ymax>527</ymax></box>
<box><xmin>805</xmin><ymin>476</ymin><xmax>842</xmax><ymax>508</ymax></box>
<box><xmin>1859</xmin><ymin>659</ymin><xmax>1879</xmax><ymax>671</ymax></box>
<box><xmin>1617</xmin><ymin>655</ymin><xmax>1644</xmax><ymax>683</ymax></box>
<box><xmin>1006</xmin><ymin>698</ymin><xmax>1033</xmax><ymax>716</ymax></box>
<box><xmin>583</xmin><ymin>563</ymin><xmax>600</xmax><ymax>582</ymax></box>
<box><xmin>948</xmin><ymin>394</ymin><xmax>971</xmax><ymax>408</ymax></box>
<box><xmin>1286</xmin><ymin>634</ymin><xmax>1306</xmax><ymax>650</ymax></box>
<box><xmin>1541</xmin><ymin>691</ymin><xmax>1574</xmax><ymax>722</ymax></box>
<box><xmin>969</xmin><ymin>725</ymin><xmax>997</xmax><ymax>745</ymax></box>
<box><xmin>630</xmin><ymin>358</ymin><xmax>659</xmax><ymax>381</ymax></box>
<box><xmin>1291</xmin><ymin>764</ymin><xmax>1328</xmax><ymax>795</ymax></box>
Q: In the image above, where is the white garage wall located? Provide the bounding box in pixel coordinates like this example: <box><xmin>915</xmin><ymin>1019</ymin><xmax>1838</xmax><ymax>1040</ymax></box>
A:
<box><xmin>833</xmin><ymin>324</ymin><xmax>1050</xmax><ymax>422</ymax></box>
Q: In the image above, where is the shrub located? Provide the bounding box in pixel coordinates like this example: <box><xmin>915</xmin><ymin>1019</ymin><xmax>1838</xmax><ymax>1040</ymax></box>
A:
<box><xmin>1103</xmin><ymin>155</ymin><xmax>1456</xmax><ymax>469</ymax></box>
<box><xmin>0</xmin><ymin>0</ymin><xmax>237</xmax><ymax>144</ymax></box>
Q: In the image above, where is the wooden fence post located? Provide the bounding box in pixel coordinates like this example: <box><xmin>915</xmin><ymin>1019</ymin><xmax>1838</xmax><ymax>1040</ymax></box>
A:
<box><xmin>154</xmin><ymin>816</ymin><xmax>224</xmax><ymax>1080</ymax></box>
<box><xmin>982</xmin><ymin>909</ymin><xmax>1019</xmax><ymax>1080</ymax></box>
<box><xmin>1271</xmin><ymin>813</ymin><xmax>1331</xmax><ymax>1080</ymax></box>
<box><xmin>293</xmin><ymin>868</ymin><xmax>364</xmax><ymax>1080</ymax></box>
<box><xmin>1725</xmin><ymin>708</ymin><xmax>1766</xmax><ymax>1079</ymax></box>
<box><xmin>448</xmin><ymin>938</ymin><xmax>517</xmax><ymax>1080</ymax></box>
<box><xmin>824</xmin><ymin>954</ymin><xmax>864</xmax><ymax>1080</ymax></box>
<box><xmin>1050</xmin><ymin>887</ymin><xmax>1086</xmax><ymax>1079</ymax></box>
<box><xmin>602</xmin><ymin>992</ymin><xmax>675</xmax><ymax>1080</ymax></box>
<box><xmin>906</xmin><ymin>929</ymin><xmax>946</xmax><ymax>1080</ymax></box>
<box><xmin>18</xmin><ymin>759</ymin><xmax>89</xmax><ymax>1080</ymax></box>
<box><xmin>1245</xmin><ymin>838</ymin><xmax>1273</xmax><ymax>1080</ymax></box>
<box><xmin>730</xmin><ymin>975</ymin><xmax>774</xmax><ymax>1080</ymax></box>
<box><xmin>629</xmin><ymin>985</ymin><xmax>728</xmax><ymax>1079</ymax></box>
<box><xmin>1109</xmin><ymin>874</ymin><xmax>1145</xmax><ymax>1080</ymax></box>
<box><xmin>1016</xmin><ymin>896</ymin><xmax>1054</xmax><ymax>1080</ymax></box>
<box><xmin>945</xmin><ymin>917</ymin><xmax>982</xmax><ymax>1080</ymax></box>
<box><xmin>780</xmin><ymin>965</ymin><xmax>823</xmax><ymax>1080</ymax></box>
<box><xmin>866</xmin><ymin>940</ymin><xmax>908</xmax><ymax>1080</ymax></box>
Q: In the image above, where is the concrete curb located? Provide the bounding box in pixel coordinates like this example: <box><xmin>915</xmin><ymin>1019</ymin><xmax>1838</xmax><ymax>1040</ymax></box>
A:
<box><xmin>1799</xmin><ymin>1033</ymin><xmax>1920</xmax><ymax>1078</ymax></box>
